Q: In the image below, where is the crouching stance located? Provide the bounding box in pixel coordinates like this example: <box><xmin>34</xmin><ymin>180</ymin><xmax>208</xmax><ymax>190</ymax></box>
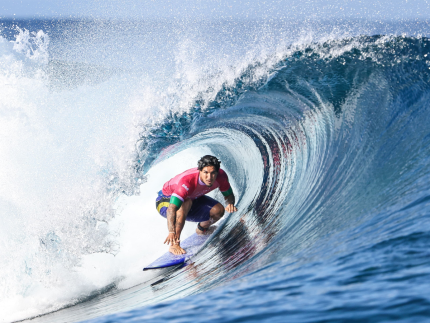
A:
<box><xmin>155</xmin><ymin>155</ymin><xmax>237</xmax><ymax>255</ymax></box>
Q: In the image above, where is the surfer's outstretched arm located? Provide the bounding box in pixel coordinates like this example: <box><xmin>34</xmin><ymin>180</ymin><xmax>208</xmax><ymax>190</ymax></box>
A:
<box><xmin>224</xmin><ymin>193</ymin><xmax>237</xmax><ymax>213</ymax></box>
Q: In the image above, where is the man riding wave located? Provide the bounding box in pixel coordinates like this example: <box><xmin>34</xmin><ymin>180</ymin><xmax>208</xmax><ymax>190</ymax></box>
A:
<box><xmin>155</xmin><ymin>155</ymin><xmax>237</xmax><ymax>255</ymax></box>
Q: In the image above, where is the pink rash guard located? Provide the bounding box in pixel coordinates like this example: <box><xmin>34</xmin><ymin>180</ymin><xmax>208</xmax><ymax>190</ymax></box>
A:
<box><xmin>162</xmin><ymin>168</ymin><xmax>233</xmax><ymax>208</ymax></box>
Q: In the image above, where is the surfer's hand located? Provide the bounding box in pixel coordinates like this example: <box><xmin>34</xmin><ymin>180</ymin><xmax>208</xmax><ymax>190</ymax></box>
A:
<box><xmin>164</xmin><ymin>232</ymin><xmax>180</xmax><ymax>246</ymax></box>
<box><xmin>226</xmin><ymin>203</ymin><xmax>237</xmax><ymax>213</ymax></box>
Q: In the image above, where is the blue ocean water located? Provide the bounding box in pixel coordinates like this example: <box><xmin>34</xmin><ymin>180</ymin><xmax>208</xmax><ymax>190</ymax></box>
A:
<box><xmin>1</xmin><ymin>18</ymin><xmax>430</xmax><ymax>323</ymax></box>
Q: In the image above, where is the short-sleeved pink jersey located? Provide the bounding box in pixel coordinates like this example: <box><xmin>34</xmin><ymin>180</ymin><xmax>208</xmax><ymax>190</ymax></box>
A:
<box><xmin>162</xmin><ymin>168</ymin><xmax>231</xmax><ymax>202</ymax></box>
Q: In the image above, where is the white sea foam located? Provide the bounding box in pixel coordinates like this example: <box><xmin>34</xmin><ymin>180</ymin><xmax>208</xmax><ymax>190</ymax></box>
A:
<box><xmin>0</xmin><ymin>23</ymin><xmax>274</xmax><ymax>321</ymax></box>
<box><xmin>0</xmin><ymin>19</ymin><xmax>377</xmax><ymax>322</ymax></box>
<box><xmin>0</xmin><ymin>28</ymin><xmax>139</xmax><ymax>321</ymax></box>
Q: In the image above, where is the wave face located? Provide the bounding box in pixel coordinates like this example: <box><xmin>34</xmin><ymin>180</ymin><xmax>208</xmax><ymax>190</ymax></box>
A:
<box><xmin>117</xmin><ymin>34</ymin><xmax>430</xmax><ymax>322</ymax></box>
<box><xmin>2</xmin><ymin>19</ymin><xmax>430</xmax><ymax>322</ymax></box>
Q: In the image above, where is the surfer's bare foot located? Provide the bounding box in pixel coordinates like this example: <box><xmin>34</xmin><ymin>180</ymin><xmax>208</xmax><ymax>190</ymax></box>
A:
<box><xmin>169</xmin><ymin>244</ymin><xmax>186</xmax><ymax>255</ymax></box>
<box><xmin>196</xmin><ymin>225</ymin><xmax>215</xmax><ymax>235</ymax></box>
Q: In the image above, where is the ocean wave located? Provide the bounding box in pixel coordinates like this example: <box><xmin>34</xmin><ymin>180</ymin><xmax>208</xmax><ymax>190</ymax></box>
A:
<box><xmin>2</xmin><ymin>21</ymin><xmax>430</xmax><ymax>322</ymax></box>
<box><xmin>123</xmin><ymin>34</ymin><xmax>430</xmax><ymax>319</ymax></box>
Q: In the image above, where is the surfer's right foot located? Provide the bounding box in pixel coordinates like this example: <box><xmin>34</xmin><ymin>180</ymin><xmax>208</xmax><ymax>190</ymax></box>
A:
<box><xmin>196</xmin><ymin>223</ymin><xmax>215</xmax><ymax>235</ymax></box>
<box><xmin>169</xmin><ymin>244</ymin><xmax>186</xmax><ymax>255</ymax></box>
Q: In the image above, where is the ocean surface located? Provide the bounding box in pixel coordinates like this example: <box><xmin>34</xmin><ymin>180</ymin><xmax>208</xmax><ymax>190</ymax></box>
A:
<box><xmin>1</xmin><ymin>17</ymin><xmax>430</xmax><ymax>323</ymax></box>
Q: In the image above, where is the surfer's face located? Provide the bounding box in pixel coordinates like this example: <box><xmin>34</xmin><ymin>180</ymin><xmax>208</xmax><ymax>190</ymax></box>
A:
<box><xmin>200</xmin><ymin>166</ymin><xmax>218</xmax><ymax>187</ymax></box>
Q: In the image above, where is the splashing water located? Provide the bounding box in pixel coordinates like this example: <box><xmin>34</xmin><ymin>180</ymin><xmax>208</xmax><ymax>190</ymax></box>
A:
<box><xmin>1</xmin><ymin>19</ymin><xmax>430</xmax><ymax>322</ymax></box>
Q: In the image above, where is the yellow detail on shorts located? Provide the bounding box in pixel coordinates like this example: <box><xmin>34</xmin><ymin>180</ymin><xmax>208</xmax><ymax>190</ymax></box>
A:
<box><xmin>157</xmin><ymin>202</ymin><xmax>170</xmax><ymax>213</ymax></box>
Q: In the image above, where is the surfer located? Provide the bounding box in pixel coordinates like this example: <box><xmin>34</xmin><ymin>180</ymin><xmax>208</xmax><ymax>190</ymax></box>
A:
<box><xmin>155</xmin><ymin>155</ymin><xmax>237</xmax><ymax>255</ymax></box>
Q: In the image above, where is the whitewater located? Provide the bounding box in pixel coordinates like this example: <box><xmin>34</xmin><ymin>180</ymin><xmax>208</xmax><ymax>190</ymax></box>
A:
<box><xmin>1</xmin><ymin>18</ymin><xmax>430</xmax><ymax>322</ymax></box>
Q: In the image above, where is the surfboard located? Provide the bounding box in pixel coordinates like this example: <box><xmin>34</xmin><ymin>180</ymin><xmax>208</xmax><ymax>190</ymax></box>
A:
<box><xmin>143</xmin><ymin>232</ymin><xmax>212</xmax><ymax>271</ymax></box>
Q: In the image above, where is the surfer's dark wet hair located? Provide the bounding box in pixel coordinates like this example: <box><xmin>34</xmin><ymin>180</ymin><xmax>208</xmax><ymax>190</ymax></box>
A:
<box><xmin>198</xmin><ymin>155</ymin><xmax>221</xmax><ymax>172</ymax></box>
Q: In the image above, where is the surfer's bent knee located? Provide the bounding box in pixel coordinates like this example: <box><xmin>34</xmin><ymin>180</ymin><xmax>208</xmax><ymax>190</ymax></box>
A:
<box><xmin>211</xmin><ymin>203</ymin><xmax>225</xmax><ymax>219</ymax></box>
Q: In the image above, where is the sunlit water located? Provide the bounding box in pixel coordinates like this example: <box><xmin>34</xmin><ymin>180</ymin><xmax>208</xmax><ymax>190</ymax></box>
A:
<box><xmin>1</xmin><ymin>18</ymin><xmax>430</xmax><ymax>323</ymax></box>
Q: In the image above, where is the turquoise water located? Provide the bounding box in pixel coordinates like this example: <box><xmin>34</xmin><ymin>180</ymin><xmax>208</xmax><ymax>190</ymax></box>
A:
<box><xmin>1</xmin><ymin>18</ymin><xmax>430</xmax><ymax>323</ymax></box>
